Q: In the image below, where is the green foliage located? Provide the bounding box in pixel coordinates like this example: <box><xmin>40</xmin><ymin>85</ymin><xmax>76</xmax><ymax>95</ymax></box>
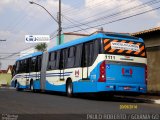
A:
<box><xmin>35</xmin><ymin>43</ymin><xmax>47</xmax><ymax>52</ymax></box>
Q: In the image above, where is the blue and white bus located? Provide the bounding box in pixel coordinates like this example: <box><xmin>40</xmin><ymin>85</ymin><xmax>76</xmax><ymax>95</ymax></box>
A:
<box><xmin>11</xmin><ymin>32</ymin><xmax>147</xmax><ymax>97</ymax></box>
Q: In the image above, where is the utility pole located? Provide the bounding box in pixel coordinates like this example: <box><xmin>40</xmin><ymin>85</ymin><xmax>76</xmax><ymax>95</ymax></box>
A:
<box><xmin>29</xmin><ymin>0</ymin><xmax>62</xmax><ymax>45</ymax></box>
<box><xmin>0</xmin><ymin>56</ymin><xmax>1</xmax><ymax>70</ymax></box>
<box><xmin>58</xmin><ymin>0</ymin><xmax>62</xmax><ymax>45</ymax></box>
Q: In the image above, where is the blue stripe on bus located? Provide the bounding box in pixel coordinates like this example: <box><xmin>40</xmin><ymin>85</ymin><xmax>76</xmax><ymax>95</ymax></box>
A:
<box><xmin>45</xmin><ymin>80</ymin><xmax>66</xmax><ymax>92</ymax></box>
<box><xmin>15</xmin><ymin>72</ymin><xmax>72</xmax><ymax>78</ymax></box>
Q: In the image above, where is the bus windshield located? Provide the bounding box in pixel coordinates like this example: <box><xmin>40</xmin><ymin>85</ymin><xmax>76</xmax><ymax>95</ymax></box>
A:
<box><xmin>103</xmin><ymin>38</ymin><xmax>147</xmax><ymax>58</ymax></box>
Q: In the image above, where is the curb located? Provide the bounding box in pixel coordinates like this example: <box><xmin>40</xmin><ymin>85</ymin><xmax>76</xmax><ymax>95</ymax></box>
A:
<box><xmin>0</xmin><ymin>86</ymin><xmax>15</xmax><ymax>89</ymax></box>
<box><xmin>116</xmin><ymin>95</ymin><xmax>160</xmax><ymax>104</ymax></box>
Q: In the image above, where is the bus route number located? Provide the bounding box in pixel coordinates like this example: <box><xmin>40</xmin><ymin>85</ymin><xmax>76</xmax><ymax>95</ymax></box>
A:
<box><xmin>106</xmin><ymin>55</ymin><xmax>115</xmax><ymax>60</ymax></box>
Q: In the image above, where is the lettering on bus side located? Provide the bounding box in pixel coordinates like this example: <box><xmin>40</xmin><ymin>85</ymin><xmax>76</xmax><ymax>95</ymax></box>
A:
<box><xmin>75</xmin><ymin>70</ymin><xmax>80</xmax><ymax>77</ymax></box>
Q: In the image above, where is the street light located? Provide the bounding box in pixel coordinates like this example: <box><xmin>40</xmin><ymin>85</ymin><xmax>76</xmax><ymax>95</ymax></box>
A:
<box><xmin>29</xmin><ymin>1</ymin><xmax>62</xmax><ymax>45</ymax></box>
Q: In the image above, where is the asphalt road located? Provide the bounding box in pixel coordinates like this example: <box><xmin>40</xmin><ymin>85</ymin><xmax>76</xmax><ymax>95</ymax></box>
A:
<box><xmin>0</xmin><ymin>88</ymin><xmax>160</xmax><ymax>119</ymax></box>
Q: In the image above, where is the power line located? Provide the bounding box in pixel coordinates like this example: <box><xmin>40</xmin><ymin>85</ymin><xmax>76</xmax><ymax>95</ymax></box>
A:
<box><xmin>1</xmin><ymin>44</ymin><xmax>37</xmax><ymax>59</ymax></box>
<box><xmin>62</xmin><ymin>15</ymin><xmax>90</xmax><ymax>33</ymax></box>
<box><xmin>63</xmin><ymin>0</ymin><xmax>160</xmax><ymax>30</ymax></box>
<box><xmin>63</xmin><ymin>0</ymin><xmax>135</xmax><ymax>28</ymax></box>
<box><xmin>62</xmin><ymin>0</ymin><xmax>106</xmax><ymax>13</ymax></box>
<box><xmin>63</xmin><ymin>0</ymin><xmax>111</xmax><ymax>15</ymax></box>
<box><xmin>94</xmin><ymin>0</ymin><xmax>160</xmax><ymax>24</ymax></box>
<box><xmin>71</xmin><ymin>6</ymin><xmax>160</xmax><ymax>33</ymax></box>
<box><xmin>76</xmin><ymin>0</ymin><xmax>135</xmax><ymax>24</ymax></box>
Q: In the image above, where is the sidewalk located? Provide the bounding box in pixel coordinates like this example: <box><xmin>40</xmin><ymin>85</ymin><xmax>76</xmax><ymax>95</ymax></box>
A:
<box><xmin>139</xmin><ymin>93</ymin><xmax>160</xmax><ymax>99</ymax></box>
<box><xmin>117</xmin><ymin>93</ymin><xmax>160</xmax><ymax>104</ymax></box>
<box><xmin>139</xmin><ymin>93</ymin><xmax>160</xmax><ymax>104</ymax></box>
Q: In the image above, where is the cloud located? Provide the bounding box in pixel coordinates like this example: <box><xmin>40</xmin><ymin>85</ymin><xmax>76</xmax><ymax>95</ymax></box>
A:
<box><xmin>155</xmin><ymin>21</ymin><xmax>160</xmax><ymax>27</ymax></box>
<box><xmin>0</xmin><ymin>30</ymin><xmax>32</xmax><ymax>53</ymax></box>
<box><xmin>63</xmin><ymin>0</ymin><xmax>159</xmax><ymax>33</ymax></box>
<box><xmin>84</xmin><ymin>0</ymin><xmax>158</xmax><ymax>17</ymax></box>
<box><xmin>0</xmin><ymin>30</ymin><xmax>34</xmax><ymax>69</ymax></box>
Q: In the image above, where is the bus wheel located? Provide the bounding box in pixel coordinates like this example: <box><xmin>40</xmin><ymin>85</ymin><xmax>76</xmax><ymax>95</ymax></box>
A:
<box><xmin>30</xmin><ymin>81</ymin><xmax>36</xmax><ymax>92</ymax></box>
<box><xmin>30</xmin><ymin>81</ymin><xmax>34</xmax><ymax>92</ymax></box>
<box><xmin>66</xmin><ymin>81</ymin><xmax>73</xmax><ymax>97</ymax></box>
<box><xmin>14</xmin><ymin>80</ymin><xmax>17</xmax><ymax>88</ymax></box>
<box><xmin>16</xmin><ymin>82</ymin><xmax>21</xmax><ymax>91</ymax></box>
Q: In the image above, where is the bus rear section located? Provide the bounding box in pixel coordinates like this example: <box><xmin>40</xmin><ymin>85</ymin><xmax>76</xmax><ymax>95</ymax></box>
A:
<box><xmin>96</xmin><ymin>38</ymin><xmax>147</xmax><ymax>94</ymax></box>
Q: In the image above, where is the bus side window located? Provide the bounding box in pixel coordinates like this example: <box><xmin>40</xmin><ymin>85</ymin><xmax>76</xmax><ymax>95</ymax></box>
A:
<box><xmin>93</xmin><ymin>39</ymin><xmax>101</xmax><ymax>62</ymax></box>
<box><xmin>67</xmin><ymin>47</ymin><xmax>75</xmax><ymax>68</ymax></box>
<box><xmin>23</xmin><ymin>59</ymin><xmax>27</xmax><ymax>73</ymax></box>
<box><xmin>38</xmin><ymin>55</ymin><xmax>42</xmax><ymax>71</ymax></box>
<box><xmin>16</xmin><ymin>61</ymin><xmax>20</xmax><ymax>73</ymax></box>
<box><xmin>31</xmin><ymin>57</ymin><xmax>36</xmax><ymax>72</ymax></box>
<box><xmin>62</xmin><ymin>49</ymin><xmax>68</xmax><ymax>69</ymax></box>
<box><xmin>55</xmin><ymin>50</ymin><xmax>61</xmax><ymax>69</ymax></box>
<box><xmin>74</xmin><ymin>44</ymin><xmax>83</xmax><ymax>67</ymax></box>
<box><xmin>48</xmin><ymin>53</ymin><xmax>52</xmax><ymax>70</ymax></box>
<box><xmin>19</xmin><ymin>60</ymin><xmax>23</xmax><ymax>73</ymax></box>
<box><xmin>28</xmin><ymin>58</ymin><xmax>31</xmax><ymax>73</ymax></box>
<box><xmin>89</xmin><ymin>43</ymin><xmax>94</xmax><ymax>66</ymax></box>
<box><xmin>82</xmin><ymin>42</ymin><xmax>94</xmax><ymax>67</ymax></box>
<box><xmin>48</xmin><ymin>52</ymin><xmax>56</xmax><ymax>70</ymax></box>
<box><xmin>36</xmin><ymin>55</ymin><xmax>42</xmax><ymax>72</ymax></box>
<box><xmin>26</xmin><ymin>58</ymin><xmax>30</xmax><ymax>73</ymax></box>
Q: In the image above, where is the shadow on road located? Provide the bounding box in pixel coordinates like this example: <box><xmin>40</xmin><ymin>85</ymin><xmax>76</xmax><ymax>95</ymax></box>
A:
<box><xmin>74</xmin><ymin>94</ymin><xmax>154</xmax><ymax>104</ymax></box>
<box><xmin>23</xmin><ymin>90</ymin><xmax>154</xmax><ymax>104</ymax></box>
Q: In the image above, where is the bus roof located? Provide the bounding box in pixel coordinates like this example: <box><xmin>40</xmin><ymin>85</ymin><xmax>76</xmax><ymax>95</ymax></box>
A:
<box><xmin>16</xmin><ymin>51</ymin><xmax>42</xmax><ymax>61</ymax></box>
<box><xmin>48</xmin><ymin>32</ymin><xmax>143</xmax><ymax>52</ymax></box>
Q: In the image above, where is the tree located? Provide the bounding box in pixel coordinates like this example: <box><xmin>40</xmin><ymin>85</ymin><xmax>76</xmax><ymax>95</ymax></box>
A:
<box><xmin>35</xmin><ymin>43</ymin><xmax>47</xmax><ymax>52</ymax></box>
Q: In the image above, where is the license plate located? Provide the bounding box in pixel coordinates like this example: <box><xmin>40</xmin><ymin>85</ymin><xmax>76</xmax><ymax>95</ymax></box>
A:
<box><xmin>124</xmin><ymin>86</ymin><xmax>131</xmax><ymax>90</ymax></box>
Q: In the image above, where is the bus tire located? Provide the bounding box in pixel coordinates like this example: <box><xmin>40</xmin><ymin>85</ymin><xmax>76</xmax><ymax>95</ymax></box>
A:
<box><xmin>16</xmin><ymin>81</ymin><xmax>21</xmax><ymax>91</ymax></box>
<box><xmin>30</xmin><ymin>80</ymin><xmax>34</xmax><ymax>92</ymax></box>
<box><xmin>66</xmin><ymin>81</ymin><xmax>73</xmax><ymax>97</ymax></box>
<box><xmin>14</xmin><ymin>80</ymin><xmax>17</xmax><ymax>88</ymax></box>
<box><xmin>30</xmin><ymin>81</ymin><xmax>37</xmax><ymax>92</ymax></box>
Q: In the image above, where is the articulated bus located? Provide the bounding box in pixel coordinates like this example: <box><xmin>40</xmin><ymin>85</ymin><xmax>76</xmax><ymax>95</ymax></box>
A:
<box><xmin>11</xmin><ymin>32</ymin><xmax>147</xmax><ymax>97</ymax></box>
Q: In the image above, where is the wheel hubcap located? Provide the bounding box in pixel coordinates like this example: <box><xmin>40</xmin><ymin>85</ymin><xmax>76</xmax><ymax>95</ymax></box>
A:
<box><xmin>68</xmin><ymin>84</ymin><xmax>72</xmax><ymax>94</ymax></box>
<box><xmin>31</xmin><ymin>84</ymin><xmax>33</xmax><ymax>90</ymax></box>
<box><xmin>16</xmin><ymin>83</ymin><xmax>18</xmax><ymax>88</ymax></box>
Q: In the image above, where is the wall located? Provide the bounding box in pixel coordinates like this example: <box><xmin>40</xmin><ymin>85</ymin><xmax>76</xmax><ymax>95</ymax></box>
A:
<box><xmin>0</xmin><ymin>74</ymin><xmax>12</xmax><ymax>86</ymax></box>
<box><xmin>56</xmin><ymin>34</ymin><xmax>88</xmax><ymax>45</ymax></box>
<box><xmin>147</xmin><ymin>47</ymin><xmax>160</xmax><ymax>92</ymax></box>
<box><xmin>134</xmin><ymin>31</ymin><xmax>160</xmax><ymax>92</ymax></box>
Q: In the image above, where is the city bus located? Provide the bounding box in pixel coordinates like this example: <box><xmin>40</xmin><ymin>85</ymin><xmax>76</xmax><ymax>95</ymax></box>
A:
<box><xmin>11</xmin><ymin>32</ymin><xmax>147</xmax><ymax>97</ymax></box>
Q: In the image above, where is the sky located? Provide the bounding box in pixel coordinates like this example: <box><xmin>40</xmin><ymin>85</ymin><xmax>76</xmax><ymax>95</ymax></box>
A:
<box><xmin>0</xmin><ymin>0</ymin><xmax>160</xmax><ymax>69</ymax></box>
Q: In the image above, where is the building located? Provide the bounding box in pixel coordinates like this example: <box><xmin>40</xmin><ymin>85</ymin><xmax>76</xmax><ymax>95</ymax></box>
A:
<box><xmin>0</xmin><ymin>65</ymin><xmax>13</xmax><ymax>86</ymax></box>
<box><xmin>56</xmin><ymin>32</ymin><xmax>89</xmax><ymax>45</ymax></box>
<box><xmin>132</xmin><ymin>27</ymin><xmax>160</xmax><ymax>93</ymax></box>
